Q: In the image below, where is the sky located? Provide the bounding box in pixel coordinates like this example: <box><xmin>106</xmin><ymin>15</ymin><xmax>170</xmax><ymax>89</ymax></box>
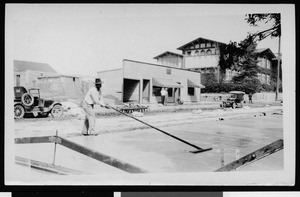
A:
<box><xmin>6</xmin><ymin>4</ymin><xmax>285</xmax><ymax>77</ymax></box>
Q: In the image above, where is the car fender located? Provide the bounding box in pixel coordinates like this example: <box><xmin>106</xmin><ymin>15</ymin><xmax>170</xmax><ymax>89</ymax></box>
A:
<box><xmin>50</xmin><ymin>102</ymin><xmax>62</xmax><ymax>108</ymax></box>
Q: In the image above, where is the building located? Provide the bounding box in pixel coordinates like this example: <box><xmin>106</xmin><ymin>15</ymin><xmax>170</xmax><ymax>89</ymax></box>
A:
<box><xmin>153</xmin><ymin>51</ymin><xmax>183</xmax><ymax>68</ymax></box>
<box><xmin>97</xmin><ymin>59</ymin><xmax>205</xmax><ymax>105</ymax></box>
<box><xmin>154</xmin><ymin>37</ymin><xmax>277</xmax><ymax>85</ymax></box>
<box><xmin>14</xmin><ymin>60</ymin><xmax>57</xmax><ymax>88</ymax></box>
<box><xmin>154</xmin><ymin>37</ymin><xmax>226</xmax><ymax>83</ymax></box>
<box><xmin>255</xmin><ymin>48</ymin><xmax>277</xmax><ymax>85</ymax></box>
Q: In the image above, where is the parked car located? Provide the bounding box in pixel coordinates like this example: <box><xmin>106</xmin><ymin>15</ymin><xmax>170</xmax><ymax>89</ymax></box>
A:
<box><xmin>220</xmin><ymin>91</ymin><xmax>245</xmax><ymax>109</ymax></box>
<box><xmin>14</xmin><ymin>86</ymin><xmax>63</xmax><ymax>119</ymax></box>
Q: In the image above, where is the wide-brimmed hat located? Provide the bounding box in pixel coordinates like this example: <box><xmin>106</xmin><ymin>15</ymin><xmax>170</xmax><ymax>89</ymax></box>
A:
<box><xmin>95</xmin><ymin>78</ymin><xmax>103</xmax><ymax>84</ymax></box>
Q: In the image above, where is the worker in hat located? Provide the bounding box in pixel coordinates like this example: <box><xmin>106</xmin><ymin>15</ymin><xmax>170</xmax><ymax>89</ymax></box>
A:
<box><xmin>81</xmin><ymin>78</ymin><xmax>110</xmax><ymax>136</ymax></box>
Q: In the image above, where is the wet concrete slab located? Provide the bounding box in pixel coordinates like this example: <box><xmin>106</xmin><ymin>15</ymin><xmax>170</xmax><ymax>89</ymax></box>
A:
<box><xmin>14</xmin><ymin>114</ymin><xmax>283</xmax><ymax>174</ymax></box>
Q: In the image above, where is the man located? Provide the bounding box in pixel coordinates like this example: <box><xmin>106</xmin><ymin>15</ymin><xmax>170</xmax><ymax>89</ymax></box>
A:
<box><xmin>248</xmin><ymin>92</ymin><xmax>253</xmax><ymax>104</ymax></box>
<box><xmin>160</xmin><ymin>87</ymin><xmax>168</xmax><ymax>106</ymax></box>
<box><xmin>82</xmin><ymin>78</ymin><xmax>110</xmax><ymax>136</ymax></box>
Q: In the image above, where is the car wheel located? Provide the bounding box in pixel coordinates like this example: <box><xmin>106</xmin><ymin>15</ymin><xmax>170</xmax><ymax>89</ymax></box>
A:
<box><xmin>21</xmin><ymin>93</ymin><xmax>34</xmax><ymax>107</ymax></box>
<box><xmin>51</xmin><ymin>104</ymin><xmax>63</xmax><ymax>118</ymax></box>
<box><xmin>14</xmin><ymin>105</ymin><xmax>25</xmax><ymax>119</ymax></box>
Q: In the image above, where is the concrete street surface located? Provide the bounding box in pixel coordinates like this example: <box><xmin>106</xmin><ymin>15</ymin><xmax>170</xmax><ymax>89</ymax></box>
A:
<box><xmin>13</xmin><ymin>102</ymin><xmax>283</xmax><ymax>175</ymax></box>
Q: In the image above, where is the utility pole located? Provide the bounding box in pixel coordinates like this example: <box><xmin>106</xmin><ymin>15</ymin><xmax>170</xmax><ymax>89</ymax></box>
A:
<box><xmin>275</xmin><ymin>35</ymin><xmax>281</xmax><ymax>101</ymax></box>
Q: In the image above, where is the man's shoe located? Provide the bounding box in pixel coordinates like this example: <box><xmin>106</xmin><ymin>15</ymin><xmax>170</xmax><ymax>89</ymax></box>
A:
<box><xmin>82</xmin><ymin>133</ymin><xmax>89</xmax><ymax>136</ymax></box>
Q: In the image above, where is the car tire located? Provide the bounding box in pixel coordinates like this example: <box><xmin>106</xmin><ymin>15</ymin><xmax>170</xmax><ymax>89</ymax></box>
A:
<box><xmin>21</xmin><ymin>93</ymin><xmax>34</xmax><ymax>107</ymax></box>
<box><xmin>14</xmin><ymin>105</ymin><xmax>25</xmax><ymax>119</ymax></box>
<box><xmin>51</xmin><ymin>104</ymin><xmax>63</xmax><ymax>118</ymax></box>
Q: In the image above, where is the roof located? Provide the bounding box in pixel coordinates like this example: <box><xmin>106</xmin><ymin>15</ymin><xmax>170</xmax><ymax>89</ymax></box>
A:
<box><xmin>38</xmin><ymin>73</ymin><xmax>80</xmax><ymax>79</ymax></box>
<box><xmin>14</xmin><ymin>60</ymin><xmax>57</xmax><ymax>73</ymax></box>
<box><xmin>255</xmin><ymin>48</ymin><xmax>276</xmax><ymax>59</ymax></box>
<box><xmin>187</xmin><ymin>79</ymin><xmax>205</xmax><ymax>88</ymax></box>
<box><xmin>229</xmin><ymin>91</ymin><xmax>245</xmax><ymax>94</ymax></box>
<box><xmin>153</xmin><ymin>51</ymin><xmax>183</xmax><ymax>59</ymax></box>
<box><xmin>177</xmin><ymin>36</ymin><xmax>227</xmax><ymax>51</ymax></box>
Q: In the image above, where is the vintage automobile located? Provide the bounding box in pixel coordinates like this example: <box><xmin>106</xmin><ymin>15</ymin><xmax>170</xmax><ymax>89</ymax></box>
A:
<box><xmin>220</xmin><ymin>91</ymin><xmax>245</xmax><ymax>109</ymax></box>
<box><xmin>14</xmin><ymin>86</ymin><xmax>63</xmax><ymax>119</ymax></box>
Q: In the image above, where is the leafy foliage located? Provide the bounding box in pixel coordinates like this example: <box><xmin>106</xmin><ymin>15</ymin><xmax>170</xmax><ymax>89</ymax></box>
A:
<box><xmin>202</xmin><ymin>77</ymin><xmax>262</xmax><ymax>94</ymax></box>
<box><xmin>245</xmin><ymin>13</ymin><xmax>281</xmax><ymax>40</ymax></box>
<box><xmin>201</xmin><ymin>73</ymin><xmax>218</xmax><ymax>85</ymax></box>
<box><xmin>232</xmin><ymin>37</ymin><xmax>259</xmax><ymax>82</ymax></box>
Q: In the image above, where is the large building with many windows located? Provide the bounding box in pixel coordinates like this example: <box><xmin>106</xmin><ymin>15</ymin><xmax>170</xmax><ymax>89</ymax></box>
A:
<box><xmin>154</xmin><ymin>36</ymin><xmax>277</xmax><ymax>85</ymax></box>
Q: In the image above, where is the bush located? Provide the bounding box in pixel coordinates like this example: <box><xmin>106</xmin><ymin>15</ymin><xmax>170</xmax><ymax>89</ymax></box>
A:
<box><xmin>202</xmin><ymin>77</ymin><xmax>262</xmax><ymax>94</ymax></box>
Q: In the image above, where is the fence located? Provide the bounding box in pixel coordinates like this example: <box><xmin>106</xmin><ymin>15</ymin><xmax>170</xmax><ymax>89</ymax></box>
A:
<box><xmin>201</xmin><ymin>92</ymin><xmax>283</xmax><ymax>102</ymax></box>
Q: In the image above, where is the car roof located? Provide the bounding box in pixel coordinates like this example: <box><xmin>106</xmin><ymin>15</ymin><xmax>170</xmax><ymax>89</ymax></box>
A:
<box><xmin>229</xmin><ymin>91</ymin><xmax>245</xmax><ymax>94</ymax></box>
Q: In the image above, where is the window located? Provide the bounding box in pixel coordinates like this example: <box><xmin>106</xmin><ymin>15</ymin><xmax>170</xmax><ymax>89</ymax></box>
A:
<box><xmin>188</xmin><ymin>87</ymin><xmax>195</xmax><ymax>96</ymax></box>
<box><xmin>262</xmin><ymin>74</ymin><xmax>266</xmax><ymax>84</ymax></box>
<box><xmin>187</xmin><ymin>51</ymin><xmax>191</xmax><ymax>56</ymax></box>
<box><xmin>152</xmin><ymin>86</ymin><xmax>161</xmax><ymax>96</ymax></box>
<box><xmin>267</xmin><ymin>75</ymin><xmax>270</xmax><ymax>85</ymax></box>
<box><xmin>200</xmin><ymin>43</ymin><xmax>205</xmax><ymax>48</ymax></box>
<box><xmin>266</xmin><ymin>60</ymin><xmax>270</xmax><ymax>69</ymax></box>
<box><xmin>166</xmin><ymin>68</ymin><xmax>171</xmax><ymax>75</ymax></box>
<box><xmin>215</xmin><ymin>49</ymin><xmax>220</xmax><ymax>55</ymax></box>
<box><xmin>206</xmin><ymin>49</ymin><xmax>212</xmax><ymax>55</ymax></box>
<box><xmin>16</xmin><ymin>75</ymin><xmax>20</xmax><ymax>86</ymax></box>
<box><xmin>257</xmin><ymin>60</ymin><xmax>262</xmax><ymax>67</ymax></box>
<box><xmin>200</xmin><ymin>50</ymin><xmax>205</xmax><ymax>55</ymax></box>
<box><xmin>207</xmin><ymin>43</ymin><xmax>211</xmax><ymax>47</ymax></box>
<box><xmin>194</xmin><ymin>50</ymin><xmax>199</xmax><ymax>56</ymax></box>
<box><xmin>195</xmin><ymin>44</ymin><xmax>200</xmax><ymax>48</ymax></box>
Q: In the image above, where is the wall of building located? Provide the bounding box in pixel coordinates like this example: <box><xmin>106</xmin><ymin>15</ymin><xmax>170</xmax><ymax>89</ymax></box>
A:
<box><xmin>61</xmin><ymin>77</ymin><xmax>81</xmax><ymax>97</ymax></box>
<box><xmin>37</xmin><ymin>76</ymin><xmax>83</xmax><ymax>99</ymax></box>
<box><xmin>157</xmin><ymin>56</ymin><xmax>183</xmax><ymax>68</ymax></box>
<box><xmin>14</xmin><ymin>70</ymin><xmax>56</xmax><ymax>89</ymax></box>
<box><xmin>123</xmin><ymin>60</ymin><xmax>202</xmax><ymax>104</ymax></box>
<box><xmin>184</xmin><ymin>55</ymin><xmax>219</xmax><ymax>69</ymax></box>
<box><xmin>14</xmin><ymin>71</ymin><xmax>27</xmax><ymax>87</ymax></box>
<box><xmin>97</xmin><ymin>69</ymin><xmax>124</xmax><ymax>105</ymax></box>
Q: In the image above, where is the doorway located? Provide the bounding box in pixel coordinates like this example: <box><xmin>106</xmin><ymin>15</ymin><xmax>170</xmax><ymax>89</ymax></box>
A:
<box><xmin>142</xmin><ymin>79</ymin><xmax>150</xmax><ymax>103</ymax></box>
<box><xmin>167</xmin><ymin>88</ymin><xmax>174</xmax><ymax>103</ymax></box>
<box><xmin>123</xmin><ymin>78</ymin><xmax>140</xmax><ymax>103</ymax></box>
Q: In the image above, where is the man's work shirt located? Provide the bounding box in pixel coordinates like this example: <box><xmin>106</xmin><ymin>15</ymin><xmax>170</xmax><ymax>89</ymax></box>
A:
<box><xmin>161</xmin><ymin>89</ymin><xmax>168</xmax><ymax>96</ymax></box>
<box><xmin>84</xmin><ymin>86</ymin><xmax>105</xmax><ymax>106</ymax></box>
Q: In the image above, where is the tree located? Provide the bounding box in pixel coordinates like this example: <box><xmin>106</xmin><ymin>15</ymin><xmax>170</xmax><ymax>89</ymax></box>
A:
<box><xmin>245</xmin><ymin>13</ymin><xmax>282</xmax><ymax>99</ymax></box>
<box><xmin>245</xmin><ymin>14</ymin><xmax>281</xmax><ymax>41</ymax></box>
<box><xmin>202</xmin><ymin>73</ymin><xmax>218</xmax><ymax>86</ymax></box>
<box><xmin>232</xmin><ymin>35</ymin><xmax>260</xmax><ymax>82</ymax></box>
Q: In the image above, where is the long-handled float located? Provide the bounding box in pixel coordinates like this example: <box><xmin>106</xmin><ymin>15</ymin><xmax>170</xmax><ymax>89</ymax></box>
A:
<box><xmin>108</xmin><ymin>105</ymin><xmax>212</xmax><ymax>154</ymax></box>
